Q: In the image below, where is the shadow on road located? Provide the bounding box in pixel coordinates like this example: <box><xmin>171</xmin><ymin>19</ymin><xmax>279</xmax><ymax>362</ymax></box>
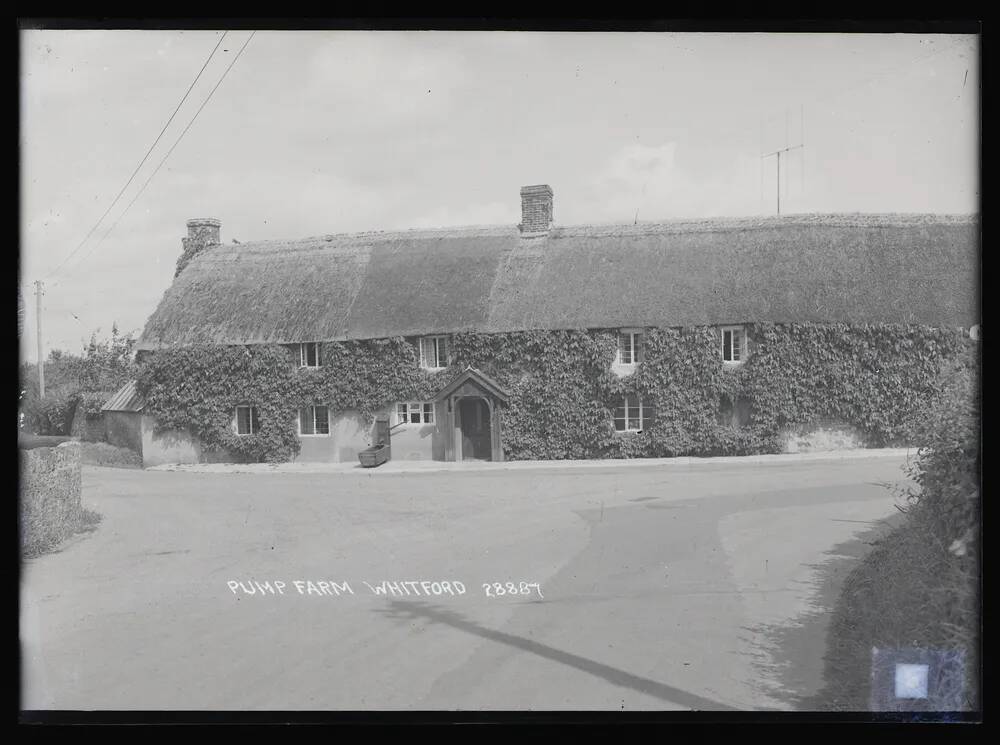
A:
<box><xmin>375</xmin><ymin>600</ymin><xmax>738</xmax><ymax>711</ymax></box>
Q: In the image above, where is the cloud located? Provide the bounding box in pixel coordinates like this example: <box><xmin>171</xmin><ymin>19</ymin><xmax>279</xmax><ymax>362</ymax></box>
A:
<box><xmin>577</xmin><ymin>142</ymin><xmax>763</xmax><ymax>224</ymax></box>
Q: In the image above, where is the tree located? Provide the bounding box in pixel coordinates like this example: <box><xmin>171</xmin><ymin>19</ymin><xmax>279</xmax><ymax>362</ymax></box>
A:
<box><xmin>18</xmin><ymin>325</ymin><xmax>139</xmax><ymax>435</ymax></box>
<box><xmin>67</xmin><ymin>323</ymin><xmax>137</xmax><ymax>392</ymax></box>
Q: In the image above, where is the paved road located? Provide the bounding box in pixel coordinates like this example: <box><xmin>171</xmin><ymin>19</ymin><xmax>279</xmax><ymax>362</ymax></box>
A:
<box><xmin>20</xmin><ymin>457</ymin><xmax>910</xmax><ymax>710</ymax></box>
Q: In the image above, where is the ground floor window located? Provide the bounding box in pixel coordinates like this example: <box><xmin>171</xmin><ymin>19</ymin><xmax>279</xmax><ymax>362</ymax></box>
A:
<box><xmin>299</xmin><ymin>405</ymin><xmax>330</xmax><ymax>435</ymax></box>
<box><xmin>396</xmin><ymin>401</ymin><xmax>435</xmax><ymax>425</ymax></box>
<box><xmin>614</xmin><ymin>396</ymin><xmax>654</xmax><ymax>432</ymax></box>
<box><xmin>234</xmin><ymin>405</ymin><xmax>260</xmax><ymax>435</ymax></box>
<box><xmin>717</xmin><ymin>394</ymin><xmax>751</xmax><ymax>428</ymax></box>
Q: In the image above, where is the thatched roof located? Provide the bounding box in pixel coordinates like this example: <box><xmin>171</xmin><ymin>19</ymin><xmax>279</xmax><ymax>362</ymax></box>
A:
<box><xmin>137</xmin><ymin>213</ymin><xmax>979</xmax><ymax>350</ymax></box>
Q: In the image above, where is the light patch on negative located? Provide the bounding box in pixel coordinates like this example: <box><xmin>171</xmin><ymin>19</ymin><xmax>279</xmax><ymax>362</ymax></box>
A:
<box><xmin>895</xmin><ymin>663</ymin><xmax>930</xmax><ymax>699</ymax></box>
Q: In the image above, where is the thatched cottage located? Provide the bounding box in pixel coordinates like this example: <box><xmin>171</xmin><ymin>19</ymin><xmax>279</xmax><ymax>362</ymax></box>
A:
<box><xmin>120</xmin><ymin>185</ymin><xmax>979</xmax><ymax>466</ymax></box>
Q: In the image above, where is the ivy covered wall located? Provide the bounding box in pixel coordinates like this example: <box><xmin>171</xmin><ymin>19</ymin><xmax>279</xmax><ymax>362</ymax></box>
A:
<box><xmin>134</xmin><ymin>324</ymin><xmax>971</xmax><ymax>463</ymax></box>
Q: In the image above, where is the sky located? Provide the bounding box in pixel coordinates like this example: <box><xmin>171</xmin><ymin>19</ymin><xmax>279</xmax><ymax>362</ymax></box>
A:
<box><xmin>19</xmin><ymin>30</ymin><xmax>979</xmax><ymax>363</ymax></box>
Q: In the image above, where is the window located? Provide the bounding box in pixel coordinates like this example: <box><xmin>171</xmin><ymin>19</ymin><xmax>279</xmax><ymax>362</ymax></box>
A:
<box><xmin>617</xmin><ymin>331</ymin><xmax>642</xmax><ymax>365</ymax></box>
<box><xmin>717</xmin><ymin>394</ymin><xmax>751</xmax><ymax>428</ymax></box>
<box><xmin>614</xmin><ymin>396</ymin><xmax>654</xmax><ymax>433</ymax></box>
<box><xmin>234</xmin><ymin>405</ymin><xmax>260</xmax><ymax>435</ymax></box>
<box><xmin>298</xmin><ymin>405</ymin><xmax>330</xmax><ymax>436</ymax></box>
<box><xmin>721</xmin><ymin>326</ymin><xmax>747</xmax><ymax>363</ymax></box>
<box><xmin>395</xmin><ymin>401</ymin><xmax>435</xmax><ymax>425</ymax></box>
<box><xmin>299</xmin><ymin>342</ymin><xmax>321</xmax><ymax>368</ymax></box>
<box><xmin>419</xmin><ymin>336</ymin><xmax>449</xmax><ymax>369</ymax></box>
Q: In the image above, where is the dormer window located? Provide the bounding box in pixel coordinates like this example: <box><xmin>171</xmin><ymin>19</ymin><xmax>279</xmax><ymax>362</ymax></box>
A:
<box><xmin>299</xmin><ymin>342</ymin><xmax>321</xmax><ymax>368</ymax></box>
<box><xmin>616</xmin><ymin>330</ymin><xmax>642</xmax><ymax>366</ymax></box>
<box><xmin>721</xmin><ymin>326</ymin><xmax>747</xmax><ymax>364</ymax></box>
<box><xmin>419</xmin><ymin>336</ymin><xmax>449</xmax><ymax>370</ymax></box>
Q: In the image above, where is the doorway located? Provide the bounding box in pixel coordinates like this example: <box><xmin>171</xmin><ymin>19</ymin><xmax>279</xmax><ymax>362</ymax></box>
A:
<box><xmin>458</xmin><ymin>397</ymin><xmax>492</xmax><ymax>461</ymax></box>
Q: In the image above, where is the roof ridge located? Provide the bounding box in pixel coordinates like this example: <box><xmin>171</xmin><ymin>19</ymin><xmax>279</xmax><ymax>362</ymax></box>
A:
<box><xmin>214</xmin><ymin>212</ymin><xmax>979</xmax><ymax>250</ymax></box>
<box><xmin>229</xmin><ymin>223</ymin><xmax>516</xmax><ymax>248</ymax></box>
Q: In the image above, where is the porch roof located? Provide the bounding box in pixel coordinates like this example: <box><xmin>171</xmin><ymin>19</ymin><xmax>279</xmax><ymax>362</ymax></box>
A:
<box><xmin>434</xmin><ymin>366</ymin><xmax>511</xmax><ymax>404</ymax></box>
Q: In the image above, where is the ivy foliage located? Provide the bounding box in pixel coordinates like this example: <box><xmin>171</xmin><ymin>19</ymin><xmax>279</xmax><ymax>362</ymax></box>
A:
<box><xmin>135</xmin><ymin>324</ymin><xmax>971</xmax><ymax>462</ymax></box>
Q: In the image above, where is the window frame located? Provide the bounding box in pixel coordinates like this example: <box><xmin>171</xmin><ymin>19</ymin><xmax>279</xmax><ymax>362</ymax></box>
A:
<box><xmin>418</xmin><ymin>336</ymin><xmax>449</xmax><ymax>370</ymax></box>
<box><xmin>613</xmin><ymin>395</ymin><xmax>653</xmax><ymax>433</ymax></box>
<box><xmin>234</xmin><ymin>405</ymin><xmax>260</xmax><ymax>436</ymax></box>
<box><xmin>615</xmin><ymin>329</ymin><xmax>643</xmax><ymax>367</ymax></box>
<box><xmin>395</xmin><ymin>401</ymin><xmax>435</xmax><ymax>426</ymax></box>
<box><xmin>299</xmin><ymin>342</ymin><xmax>322</xmax><ymax>368</ymax></box>
<box><xmin>297</xmin><ymin>404</ymin><xmax>331</xmax><ymax>437</ymax></box>
<box><xmin>720</xmin><ymin>325</ymin><xmax>748</xmax><ymax>365</ymax></box>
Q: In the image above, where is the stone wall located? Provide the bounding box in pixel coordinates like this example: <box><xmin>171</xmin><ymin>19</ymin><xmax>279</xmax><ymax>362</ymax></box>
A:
<box><xmin>781</xmin><ymin>420</ymin><xmax>868</xmax><ymax>453</ymax></box>
<box><xmin>140</xmin><ymin>415</ymin><xmax>202</xmax><ymax>467</ymax></box>
<box><xmin>105</xmin><ymin>410</ymin><xmax>143</xmax><ymax>454</ymax></box>
<box><xmin>20</xmin><ymin>440</ymin><xmax>82</xmax><ymax>556</ymax></box>
<box><xmin>70</xmin><ymin>406</ymin><xmax>106</xmax><ymax>443</ymax></box>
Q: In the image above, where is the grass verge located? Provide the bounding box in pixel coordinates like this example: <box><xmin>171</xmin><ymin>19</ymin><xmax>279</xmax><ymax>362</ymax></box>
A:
<box><xmin>809</xmin><ymin>502</ymin><xmax>979</xmax><ymax>711</ymax></box>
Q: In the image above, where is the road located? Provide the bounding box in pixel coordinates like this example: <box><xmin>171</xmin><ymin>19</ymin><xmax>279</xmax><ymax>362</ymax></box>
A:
<box><xmin>20</xmin><ymin>456</ymin><xmax>910</xmax><ymax>710</ymax></box>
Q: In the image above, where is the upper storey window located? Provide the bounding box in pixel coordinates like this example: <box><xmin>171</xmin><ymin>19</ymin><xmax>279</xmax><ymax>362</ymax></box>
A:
<box><xmin>721</xmin><ymin>326</ymin><xmax>747</xmax><ymax>364</ymax></box>
<box><xmin>419</xmin><ymin>336</ymin><xmax>449</xmax><ymax>370</ymax></box>
<box><xmin>612</xmin><ymin>329</ymin><xmax>643</xmax><ymax>377</ymax></box>
<box><xmin>299</xmin><ymin>342</ymin><xmax>321</xmax><ymax>368</ymax></box>
<box><xmin>616</xmin><ymin>330</ymin><xmax>642</xmax><ymax>366</ymax></box>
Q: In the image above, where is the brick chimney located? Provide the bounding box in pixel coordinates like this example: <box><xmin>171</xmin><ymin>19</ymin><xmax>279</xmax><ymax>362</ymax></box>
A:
<box><xmin>182</xmin><ymin>218</ymin><xmax>221</xmax><ymax>253</ymax></box>
<box><xmin>175</xmin><ymin>218</ymin><xmax>222</xmax><ymax>277</ymax></box>
<box><xmin>519</xmin><ymin>185</ymin><xmax>553</xmax><ymax>235</ymax></box>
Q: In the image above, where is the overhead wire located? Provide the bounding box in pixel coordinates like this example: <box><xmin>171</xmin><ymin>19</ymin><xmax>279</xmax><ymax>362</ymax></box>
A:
<box><xmin>45</xmin><ymin>31</ymin><xmax>228</xmax><ymax>280</ymax></box>
<box><xmin>57</xmin><ymin>30</ymin><xmax>256</xmax><ymax>282</ymax></box>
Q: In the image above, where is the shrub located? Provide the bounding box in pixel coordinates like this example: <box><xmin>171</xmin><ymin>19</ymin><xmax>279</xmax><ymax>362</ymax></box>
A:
<box><xmin>73</xmin><ymin>391</ymin><xmax>113</xmax><ymax>419</ymax></box>
<box><xmin>20</xmin><ymin>325</ymin><xmax>137</xmax><ymax>435</ymax></box>
<box><xmin>37</xmin><ymin>391</ymin><xmax>78</xmax><ymax>436</ymax></box>
<box><xmin>816</xmin><ymin>341</ymin><xmax>980</xmax><ymax>710</ymax></box>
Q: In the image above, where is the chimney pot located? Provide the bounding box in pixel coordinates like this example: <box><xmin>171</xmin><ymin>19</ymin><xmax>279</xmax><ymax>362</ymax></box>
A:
<box><xmin>519</xmin><ymin>185</ymin><xmax>553</xmax><ymax>234</ymax></box>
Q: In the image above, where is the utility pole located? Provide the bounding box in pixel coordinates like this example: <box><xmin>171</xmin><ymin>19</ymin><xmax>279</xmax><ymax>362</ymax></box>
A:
<box><xmin>34</xmin><ymin>280</ymin><xmax>44</xmax><ymax>399</ymax></box>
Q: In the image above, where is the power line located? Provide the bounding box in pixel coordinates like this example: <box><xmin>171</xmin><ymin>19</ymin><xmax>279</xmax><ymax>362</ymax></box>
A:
<box><xmin>46</xmin><ymin>31</ymin><xmax>228</xmax><ymax>280</ymax></box>
<box><xmin>64</xmin><ymin>30</ymin><xmax>256</xmax><ymax>278</ymax></box>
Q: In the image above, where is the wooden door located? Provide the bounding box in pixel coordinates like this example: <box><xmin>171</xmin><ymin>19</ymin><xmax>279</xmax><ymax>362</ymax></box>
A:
<box><xmin>458</xmin><ymin>397</ymin><xmax>492</xmax><ymax>460</ymax></box>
